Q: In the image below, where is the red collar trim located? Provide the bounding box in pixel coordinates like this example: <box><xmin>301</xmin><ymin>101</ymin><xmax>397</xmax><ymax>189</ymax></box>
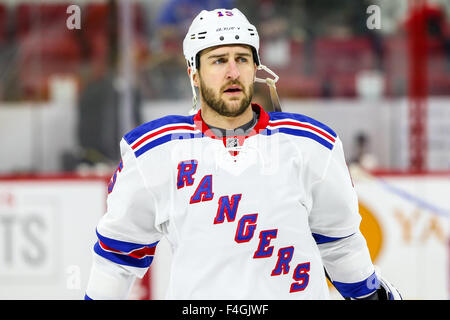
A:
<box><xmin>192</xmin><ymin>103</ymin><xmax>270</xmax><ymax>144</ymax></box>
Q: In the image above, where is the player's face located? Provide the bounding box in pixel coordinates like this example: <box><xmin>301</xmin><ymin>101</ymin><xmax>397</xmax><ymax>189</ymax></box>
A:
<box><xmin>196</xmin><ymin>45</ymin><xmax>256</xmax><ymax>117</ymax></box>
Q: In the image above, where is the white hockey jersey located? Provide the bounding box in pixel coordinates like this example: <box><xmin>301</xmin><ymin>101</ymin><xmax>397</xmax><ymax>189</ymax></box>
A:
<box><xmin>86</xmin><ymin>104</ymin><xmax>376</xmax><ymax>300</ymax></box>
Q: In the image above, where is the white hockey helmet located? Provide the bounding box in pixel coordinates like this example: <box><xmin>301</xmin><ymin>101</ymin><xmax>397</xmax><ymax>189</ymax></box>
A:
<box><xmin>183</xmin><ymin>8</ymin><xmax>280</xmax><ymax>114</ymax></box>
<box><xmin>183</xmin><ymin>8</ymin><xmax>260</xmax><ymax>73</ymax></box>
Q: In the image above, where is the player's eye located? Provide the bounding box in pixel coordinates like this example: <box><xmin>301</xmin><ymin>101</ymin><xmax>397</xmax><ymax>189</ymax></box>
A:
<box><xmin>214</xmin><ymin>58</ymin><xmax>226</xmax><ymax>64</ymax></box>
<box><xmin>237</xmin><ymin>57</ymin><xmax>248</xmax><ymax>63</ymax></box>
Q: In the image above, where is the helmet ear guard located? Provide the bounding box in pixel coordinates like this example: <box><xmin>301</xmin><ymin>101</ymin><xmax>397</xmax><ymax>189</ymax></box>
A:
<box><xmin>183</xmin><ymin>8</ymin><xmax>282</xmax><ymax>114</ymax></box>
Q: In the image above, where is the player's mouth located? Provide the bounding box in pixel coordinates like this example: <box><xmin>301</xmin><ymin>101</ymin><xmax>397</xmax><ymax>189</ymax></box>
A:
<box><xmin>223</xmin><ymin>85</ymin><xmax>243</xmax><ymax>95</ymax></box>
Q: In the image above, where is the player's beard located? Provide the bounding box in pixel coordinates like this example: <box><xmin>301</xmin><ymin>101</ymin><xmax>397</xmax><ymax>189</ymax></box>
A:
<box><xmin>199</xmin><ymin>77</ymin><xmax>254</xmax><ymax>118</ymax></box>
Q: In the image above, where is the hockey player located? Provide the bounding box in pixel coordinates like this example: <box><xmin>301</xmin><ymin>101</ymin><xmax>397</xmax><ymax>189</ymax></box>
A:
<box><xmin>85</xmin><ymin>8</ymin><xmax>401</xmax><ymax>300</ymax></box>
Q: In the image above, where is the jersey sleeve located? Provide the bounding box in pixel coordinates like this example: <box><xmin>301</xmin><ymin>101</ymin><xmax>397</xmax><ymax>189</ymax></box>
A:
<box><xmin>308</xmin><ymin>137</ymin><xmax>361</xmax><ymax>238</ymax></box>
<box><xmin>86</xmin><ymin>138</ymin><xmax>164</xmax><ymax>299</ymax></box>
<box><xmin>307</xmin><ymin>137</ymin><xmax>377</xmax><ymax>298</ymax></box>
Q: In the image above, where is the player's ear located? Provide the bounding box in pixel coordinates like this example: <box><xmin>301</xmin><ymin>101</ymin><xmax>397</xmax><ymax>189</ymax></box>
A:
<box><xmin>188</xmin><ymin>67</ymin><xmax>199</xmax><ymax>87</ymax></box>
<box><xmin>187</xmin><ymin>66</ymin><xmax>191</xmax><ymax>78</ymax></box>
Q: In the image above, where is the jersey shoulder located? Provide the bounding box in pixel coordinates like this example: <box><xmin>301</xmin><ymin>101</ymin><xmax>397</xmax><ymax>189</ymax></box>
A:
<box><xmin>267</xmin><ymin>111</ymin><xmax>338</xmax><ymax>150</ymax></box>
<box><xmin>123</xmin><ymin>114</ymin><xmax>199</xmax><ymax>158</ymax></box>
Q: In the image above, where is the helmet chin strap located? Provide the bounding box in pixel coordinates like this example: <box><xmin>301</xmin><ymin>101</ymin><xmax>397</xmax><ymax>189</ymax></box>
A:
<box><xmin>188</xmin><ymin>64</ymin><xmax>282</xmax><ymax>115</ymax></box>
<box><xmin>188</xmin><ymin>70</ymin><xmax>199</xmax><ymax>116</ymax></box>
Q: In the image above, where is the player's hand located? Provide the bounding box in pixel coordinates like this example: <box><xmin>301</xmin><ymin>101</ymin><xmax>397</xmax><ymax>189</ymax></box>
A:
<box><xmin>376</xmin><ymin>275</ymin><xmax>402</xmax><ymax>300</ymax></box>
<box><xmin>369</xmin><ymin>267</ymin><xmax>402</xmax><ymax>300</ymax></box>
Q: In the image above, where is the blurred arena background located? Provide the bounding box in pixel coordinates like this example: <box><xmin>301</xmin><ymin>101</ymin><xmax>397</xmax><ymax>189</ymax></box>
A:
<box><xmin>0</xmin><ymin>0</ymin><xmax>449</xmax><ymax>300</ymax></box>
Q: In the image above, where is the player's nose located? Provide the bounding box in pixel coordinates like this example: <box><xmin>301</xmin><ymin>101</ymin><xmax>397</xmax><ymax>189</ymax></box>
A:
<box><xmin>225</xmin><ymin>60</ymin><xmax>240</xmax><ymax>80</ymax></box>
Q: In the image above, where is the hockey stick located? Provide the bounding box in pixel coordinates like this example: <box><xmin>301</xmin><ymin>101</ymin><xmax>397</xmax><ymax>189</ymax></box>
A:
<box><xmin>266</xmin><ymin>78</ymin><xmax>282</xmax><ymax>112</ymax></box>
<box><xmin>255</xmin><ymin>65</ymin><xmax>282</xmax><ymax>112</ymax></box>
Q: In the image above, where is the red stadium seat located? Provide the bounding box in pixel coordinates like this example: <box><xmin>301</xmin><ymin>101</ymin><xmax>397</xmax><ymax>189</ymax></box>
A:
<box><xmin>260</xmin><ymin>39</ymin><xmax>316</xmax><ymax>97</ymax></box>
<box><xmin>84</xmin><ymin>2</ymin><xmax>147</xmax><ymax>38</ymax></box>
<box><xmin>17</xmin><ymin>27</ymin><xmax>82</xmax><ymax>100</ymax></box>
<box><xmin>428</xmin><ymin>74</ymin><xmax>450</xmax><ymax>96</ymax></box>
<box><xmin>312</xmin><ymin>37</ymin><xmax>377</xmax><ymax>97</ymax></box>
<box><xmin>0</xmin><ymin>4</ymin><xmax>7</xmax><ymax>45</ymax></box>
<box><xmin>84</xmin><ymin>3</ymin><xmax>110</xmax><ymax>35</ymax></box>
<box><xmin>314</xmin><ymin>37</ymin><xmax>376</xmax><ymax>77</ymax></box>
<box><xmin>382</xmin><ymin>35</ymin><xmax>408</xmax><ymax>97</ymax></box>
<box><xmin>383</xmin><ymin>35</ymin><xmax>450</xmax><ymax>96</ymax></box>
<box><xmin>276</xmin><ymin>74</ymin><xmax>322</xmax><ymax>98</ymax></box>
<box><xmin>15</xmin><ymin>3</ymin><xmax>71</xmax><ymax>39</ymax></box>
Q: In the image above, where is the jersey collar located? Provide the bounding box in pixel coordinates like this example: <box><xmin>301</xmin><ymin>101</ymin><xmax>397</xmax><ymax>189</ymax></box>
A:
<box><xmin>193</xmin><ymin>103</ymin><xmax>270</xmax><ymax>145</ymax></box>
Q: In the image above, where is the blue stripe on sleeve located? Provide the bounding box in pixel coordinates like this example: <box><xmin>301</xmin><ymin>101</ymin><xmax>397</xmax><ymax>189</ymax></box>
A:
<box><xmin>94</xmin><ymin>242</ymin><xmax>154</xmax><ymax>268</ymax></box>
<box><xmin>312</xmin><ymin>233</ymin><xmax>354</xmax><ymax>244</ymax></box>
<box><xmin>96</xmin><ymin>229</ymin><xmax>158</xmax><ymax>253</ymax></box>
<box><xmin>332</xmin><ymin>272</ymin><xmax>378</xmax><ymax>298</ymax></box>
